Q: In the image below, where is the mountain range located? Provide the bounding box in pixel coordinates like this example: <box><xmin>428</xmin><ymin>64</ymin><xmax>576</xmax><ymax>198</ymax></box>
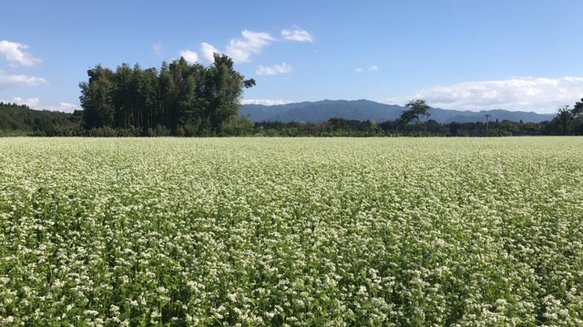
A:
<box><xmin>240</xmin><ymin>100</ymin><xmax>555</xmax><ymax>124</ymax></box>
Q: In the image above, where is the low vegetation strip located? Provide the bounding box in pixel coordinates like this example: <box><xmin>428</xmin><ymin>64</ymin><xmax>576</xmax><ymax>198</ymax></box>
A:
<box><xmin>0</xmin><ymin>137</ymin><xmax>582</xmax><ymax>325</ymax></box>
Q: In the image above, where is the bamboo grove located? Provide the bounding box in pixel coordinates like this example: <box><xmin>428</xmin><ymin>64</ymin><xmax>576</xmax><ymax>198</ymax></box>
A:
<box><xmin>78</xmin><ymin>54</ymin><xmax>255</xmax><ymax>136</ymax></box>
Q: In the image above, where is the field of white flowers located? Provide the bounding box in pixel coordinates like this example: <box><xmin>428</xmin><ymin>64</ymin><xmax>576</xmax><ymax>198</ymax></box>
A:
<box><xmin>0</xmin><ymin>137</ymin><xmax>582</xmax><ymax>326</ymax></box>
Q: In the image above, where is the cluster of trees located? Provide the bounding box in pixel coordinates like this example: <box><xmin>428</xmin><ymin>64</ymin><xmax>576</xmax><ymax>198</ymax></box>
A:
<box><xmin>0</xmin><ymin>102</ymin><xmax>82</xmax><ymax>136</ymax></box>
<box><xmin>543</xmin><ymin>99</ymin><xmax>583</xmax><ymax>135</ymax></box>
<box><xmin>79</xmin><ymin>54</ymin><xmax>255</xmax><ymax>136</ymax></box>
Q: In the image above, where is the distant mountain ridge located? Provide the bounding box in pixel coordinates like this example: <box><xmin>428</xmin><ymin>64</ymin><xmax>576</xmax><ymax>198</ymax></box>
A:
<box><xmin>240</xmin><ymin>100</ymin><xmax>555</xmax><ymax>124</ymax></box>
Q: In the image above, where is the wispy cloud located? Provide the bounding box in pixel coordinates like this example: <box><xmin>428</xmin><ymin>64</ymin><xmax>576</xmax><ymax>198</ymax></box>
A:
<box><xmin>256</xmin><ymin>63</ymin><xmax>292</xmax><ymax>76</ymax></box>
<box><xmin>153</xmin><ymin>43</ymin><xmax>163</xmax><ymax>56</ymax></box>
<box><xmin>181</xmin><ymin>28</ymin><xmax>312</xmax><ymax>65</ymax></box>
<box><xmin>57</xmin><ymin>102</ymin><xmax>80</xmax><ymax>112</ymax></box>
<box><xmin>0</xmin><ymin>40</ymin><xmax>42</xmax><ymax>67</ymax></box>
<box><xmin>8</xmin><ymin>97</ymin><xmax>40</xmax><ymax>107</ymax></box>
<box><xmin>226</xmin><ymin>30</ymin><xmax>276</xmax><ymax>63</ymax></box>
<box><xmin>383</xmin><ymin>76</ymin><xmax>583</xmax><ymax>114</ymax></box>
<box><xmin>183</xmin><ymin>30</ymin><xmax>275</xmax><ymax>64</ymax></box>
<box><xmin>37</xmin><ymin>102</ymin><xmax>80</xmax><ymax>113</ymax></box>
<box><xmin>281</xmin><ymin>28</ymin><xmax>314</xmax><ymax>42</ymax></box>
<box><xmin>179</xmin><ymin>50</ymin><xmax>199</xmax><ymax>64</ymax></box>
<box><xmin>0</xmin><ymin>71</ymin><xmax>47</xmax><ymax>86</ymax></box>
<box><xmin>201</xmin><ymin>42</ymin><xmax>220</xmax><ymax>62</ymax></box>
<box><xmin>241</xmin><ymin>98</ymin><xmax>292</xmax><ymax>106</ymax></box>
<box><xmin>356</xmin><ymin>65</ymin><xmax>379</xmax><ymax>73</ymax></box>
<box><xmin>180</xmin><ymin>28</ymin><xmax>314</xmax><ymax>66</ymax></box>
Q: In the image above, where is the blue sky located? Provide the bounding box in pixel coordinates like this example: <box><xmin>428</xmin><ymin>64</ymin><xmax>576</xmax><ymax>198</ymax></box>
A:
<box><xmin>1</xmin><ymin>0</ymin><xmax>582</xmax><ymax>114</ymax></box>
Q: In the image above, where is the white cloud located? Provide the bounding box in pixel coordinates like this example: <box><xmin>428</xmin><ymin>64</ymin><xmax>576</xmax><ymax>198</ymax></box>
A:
<box><xmin>563</xmin><ymin>76</ymin><xmax>583</xmax><ymax>83</ymax></box>
<box><xmin>57</xmin><ymin>102</ymin><xmax>80</xmax><ymax>112</ymax></box>
<box><xmin>356</xmin><ymin>65</ymin><xmax>379</xmax><ymax>73</ymax></box>
<box><xmin>201</xmin><ymin>42</ymin><xmax>221</xmax><ymax>63</ymax></box>
<box><xmin>241</xmin><ymin>98</ymin><xmax>291</xmax><ymax>106</ymax></box>
<box><xmin>10</xmin><ymin>97</ymin><xmax>40</xmax><ymax>108</ymax></box>
<box><xmin>383</xmin><ymin>77</ymin><xmax>583</xmax><ymax>114</ymax></box>
<box><xmin>179</xmin><ymin>50</ymin><xmax>199</xmax><ymax>64</ymax></box>
<box><xmin>187</xmin><ymin>28</ymin><xmax>310</xmax><ymax>66</ymax></box>
<box><xmin>192</xmin><ymin>28</ymin><xmax>309</xmax><ymax>65</ymax></box>
<box><xmin>226</xmin><ymin>30</ymin><xmax>275</xmax><ymax>63</ymax></box>
<box><xmin>153</xmin><ymin>43</ymin><xmax>163</xmax><ymax>56</ymax></box>
<box><xmin>38</xmin><ymin>102</ymin><xmax>80</xmax><ymax>113</ymax></box>
<box><xmin>256</xmin><ymin>63</ymin><xmax>292</xmax><ymax>76</ymax></box>
<box><xmin>0</xmin><ymin>71</ymin><xmax>47</xmax><ymax>86</ymax></box>
<box><xmin>0</xmin><ymin>40</ymin><xmax>42</xmax><ymax>67</ymax></box>
<box><xmin>281</xmin><ymin>29</ymin><xmax>314</xmax><ymax>42</ymax></box>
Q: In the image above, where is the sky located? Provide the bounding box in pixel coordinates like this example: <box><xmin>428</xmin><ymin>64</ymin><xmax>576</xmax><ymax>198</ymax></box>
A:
<box><xmin>1</xmin><ymin>0</ymin><xmax>582</xmax><ymax>114</ymax></box>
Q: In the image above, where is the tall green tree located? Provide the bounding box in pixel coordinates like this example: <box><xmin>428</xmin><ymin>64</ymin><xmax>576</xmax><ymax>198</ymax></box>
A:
<box><xmin>134</xmin><ymin>66</ymin><xmax>159</xmax><ymax>135</ymax></box>
<box><xmin>569</xmin><ymin>98</ymin><xmax>583</xmax><ymax>135</ymax></box>
<box><xmin>399</xmin><ymin>99</ymin><xmax>431</xmax><ymax>125</ymax></box>
<box><xmin>158</xmin><ymin>61</ymin><xmax>176</xmax><ymax>130</ymax></box>
<box><xmin>113</xmin><ymin>63</ymin><xmax>135</xmax><ymax>129</ymax></box>
<box><xmin>546</xmin><ymin>105</ymin><xmax>573</xmax><ymax>135</ymax></box>
<box><xmin>79</xmin><ymin>65</ymin><xmax>115</xmax><ymax>129</ymax></box>
<box><xmin>204</xmin><ymin>54</ymin><xmax>255</xmax><ymax>133</ymax></box>
<box><xmin>166</xmin><ymin>57</ymin><xmax>205</xmax><ymax>133</ymax></box>
<box><xmin>572</xmin><ymin>98</ymin><xmax>583</xmax><ymax>117</ymax></box>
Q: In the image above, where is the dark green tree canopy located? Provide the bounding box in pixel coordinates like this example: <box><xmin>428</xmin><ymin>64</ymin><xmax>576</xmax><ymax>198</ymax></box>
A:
<box><xmin>573</xmin><ymin>98</ymin><xmax>583</xmax><ymax>117</ymax></box>
<box><xmin>545</xmin><ymin>98</ymin><xmax>583</xmax><ymax>135</ymax></box>
<box><xmin>79</xmin><ymin>55</ymin><xmax>255</xmax><ymax>135</ymax></box>
<box><xmin>399</xmin><ymin>99</ymin><xmax>431</xmax><ymax>125</ymax></box>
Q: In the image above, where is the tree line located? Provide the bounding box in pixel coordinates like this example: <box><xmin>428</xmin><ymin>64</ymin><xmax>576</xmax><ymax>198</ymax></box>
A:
<box><xmin>79</xmin><ymin>54</ymin><xmax>255</xmax><ymax>136</ymax></box>
<box><xmin>1</xmin><ymin>53</ymin><xmax>582</xmax><ymax>137</ymax></box>
<box><xmin>250</xmin><ymin>98</ymin><xmax>583</xmax><ymax>137</ymax></box>
<box><xmin>0</xmin><ymin>102</ymin><xmax>83</xmax><ymax>136</ymax></box>
<box><xmin>3</xmin><ymin>100</ymin><xmax>581</xmax><ymax>137</ymax></box>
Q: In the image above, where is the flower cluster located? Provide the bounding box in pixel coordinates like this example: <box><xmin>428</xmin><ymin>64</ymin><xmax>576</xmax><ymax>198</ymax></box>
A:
<box><xmin>0</xmin><ymin>137</ymin><xmax>582</xmax><ymax>325</ymax></box>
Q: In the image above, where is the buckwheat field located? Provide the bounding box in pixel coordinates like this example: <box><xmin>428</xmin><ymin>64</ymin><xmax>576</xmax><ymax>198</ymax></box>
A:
<box><xmin>1</xmin><ymin>137</ymin><xmax>582</xmax><ymax>326</ymax></box>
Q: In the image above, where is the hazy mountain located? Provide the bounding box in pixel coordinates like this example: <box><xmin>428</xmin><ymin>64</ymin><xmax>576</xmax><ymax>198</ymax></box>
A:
<box><xmin>240</xmin><ymin>100</ymin><xmax>555</xmax><ymax>124</ymax></box>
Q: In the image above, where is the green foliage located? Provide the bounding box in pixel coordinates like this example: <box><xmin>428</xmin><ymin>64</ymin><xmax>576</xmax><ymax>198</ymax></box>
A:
<box><xmin>254</xmin><ymin>118</ymin><xmax>546</xmax><ymax>137</ymax></box>
<box><xmin>220</xmin><ymin>116</ymin><xmax>255</xmax><ymax>136</ymax></box>
<box><xmin>399</xmin><ymin>99</ymin><xmax>431</xmax><ymax>125</ymax></box>
<box><xmin>0</xmin><ymin>102</ymin><xmax>82</xmax><ymax>136</ymax></box>
<box><xmin>79</xmin><ymin>55</ymin><xmax>255</xmax><ymax>136</ymax></box>
<box><xmin>6</xmin><ymin>97</ymin><xmax>583</xmax><ymax>137</ymax></box>
<box><xmin>544</xmin><ymin>99</ymin><xmax>583</xmax><ymax>135</ymax></box>
<box><xmin>1</xmin><ymin>137</ymin><xmax>582</xmax><ymax>325</ymax></box>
